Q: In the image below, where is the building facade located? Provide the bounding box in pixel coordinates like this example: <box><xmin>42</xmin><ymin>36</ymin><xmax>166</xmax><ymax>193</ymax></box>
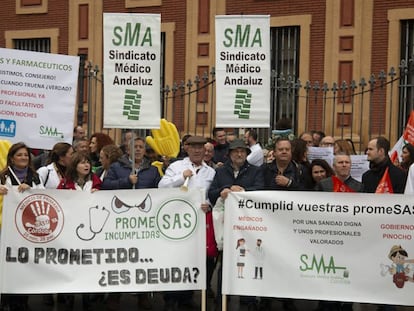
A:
<box><xmin>1</xmin><ymin>0</ymin><xmax>414</xmax><ymax>149</ymax></box>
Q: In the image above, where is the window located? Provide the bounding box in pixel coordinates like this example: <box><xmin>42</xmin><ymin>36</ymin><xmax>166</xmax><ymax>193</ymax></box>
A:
<box><xmin>270</xmin><ymin>26</ymin><xmax>300</xmax><ymax>131</ymax></box>
<box><xmin>399</xmin><ymin>20</ymin><xmax>414</xmax><ymax>135</ymax></box>
<box><xmin>13</xmin><ymin>38</ymin><xmax>51</xmax><ymax>53</ymax></box>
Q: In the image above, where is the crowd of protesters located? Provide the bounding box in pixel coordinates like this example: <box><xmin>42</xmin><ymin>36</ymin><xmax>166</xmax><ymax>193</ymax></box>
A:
<box><xmin>0</xmin><ymin>122</ymin><xmax>412</xmax><ymax>311</ymax></box>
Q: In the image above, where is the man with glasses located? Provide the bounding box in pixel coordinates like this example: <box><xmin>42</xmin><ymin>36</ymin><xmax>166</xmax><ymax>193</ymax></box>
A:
<box><xmin>319</xmin><ymin>135</ymin><xmax>335</xmax><ymax>147</ymax></box>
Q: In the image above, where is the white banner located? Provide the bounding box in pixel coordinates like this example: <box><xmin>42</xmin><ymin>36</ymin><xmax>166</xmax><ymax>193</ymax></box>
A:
<box><xmin>222</xmin><ymin>191</ymin><xmax>414</xmax><ymax>305</ymax></box>
<box><xmin>103</xmin><ymin>13</ymin><xmax>161</xmax><ymax>129</ymax></box>
<box><xmin>0</xmin><ymin>188</ymin><xmax>205</xmax><ymax>294</ymax></box>
<box><xmin>0</xmin><ymin>48</ymin><xmax>79</xmax><ymax>149</ymax></box>
<box><xmin>215</xmin><ymin>15</ymin><xmax>270</xmax><ymax>128</ymax></box>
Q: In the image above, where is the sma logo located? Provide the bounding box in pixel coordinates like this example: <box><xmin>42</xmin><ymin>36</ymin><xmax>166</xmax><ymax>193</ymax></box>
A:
<box><xmin>300</xmin><ymin>254</ymin><xmax>346</xmax><ymax>274</ymax></box>
<box><xmin>223</xmin><ymin>24</ymin><xmax>262</xmax><ymax>48</ymax></box>
<box><xmin>39</xmin><ymin>126</ymin><xmax>63</xmax><ymax>138</ymax></box>
<box><xmin>112</xmin><ymin>23</ymin><xmax>153</xmax><ymax>47</ymax></box>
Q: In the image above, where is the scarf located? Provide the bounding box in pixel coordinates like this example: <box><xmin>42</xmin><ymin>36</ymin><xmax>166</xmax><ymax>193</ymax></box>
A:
<box><xmin>12</xmin><ymin>166</ymin><xmax>28</xmax><ymax>183</ymax></box>
<box><xmin>332</xmin><ymin>176</ymin><xmax>355</xmax><ymax>192</ymax></box>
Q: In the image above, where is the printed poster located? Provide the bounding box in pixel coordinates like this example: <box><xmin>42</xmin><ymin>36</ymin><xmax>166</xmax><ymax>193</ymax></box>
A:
<box><xmin>222</xmin><ymin>191</ymin><xmax>414</xmax><ymax>306</ymax></box>
<box><xmin>0</xmin><ymin>48</ymin><xmax>79</xmax><ymax>149</ymax></box>
<box><xmin>215</xmin><ymin>15</ymin><xmax>270</xmax><ymax>128</ymax></box>
<box><xmin>0</xmin><ymin>188</ymin><xmax>205</xmax><ymax>293</ymax></box>
<box><xmin>103</xmin><ymin>13</ymin><xmax>161</xmax><ymax>129</ymax></box>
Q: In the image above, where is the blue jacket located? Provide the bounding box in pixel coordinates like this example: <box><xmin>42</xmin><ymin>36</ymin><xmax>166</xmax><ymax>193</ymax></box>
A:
<box><xmin>208</xmin><ymin>160</ymin><xmax>264</xmax><ymax>205</ymax></box>
<box><xmin>101</xmin><ymin>155</ymin><xmax>160</xmax><ymax>190</ymax></box>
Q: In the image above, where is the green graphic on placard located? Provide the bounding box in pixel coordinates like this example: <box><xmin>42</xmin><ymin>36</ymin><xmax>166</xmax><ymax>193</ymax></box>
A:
<box><xmin>123</xmin><ymin>89</ymin><xmax>141</xmax><ymax>120</ymax></box>
<box><xmin>234</xmin><ymin>89</ymin><xmax>252</xmax><ymax>119</ymax></box>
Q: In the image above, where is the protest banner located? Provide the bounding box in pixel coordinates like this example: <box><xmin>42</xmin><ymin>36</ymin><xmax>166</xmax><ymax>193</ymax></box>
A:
<box><xmin>103</xmin><ymin>13</ymin><xmax>161</xmax><ymax>129</ymax></box>
<box><xmin>0</xmin><ymin>48</ymin><xmax>79</xmax><ymax>149</ymax></box>
<box><xmin>215</xmin><ymin>15</ymin><xmax>270</xmax><ymax>127</ymax></box>
<box><xmin>0</xmin><ymin>188</ymin><xmax>205</xmax><ymax>294</ymax></box>
<box><xmin>222</xmin><ymin>191</ymin><xmax>414</xmax><ymax>306</ymax></box>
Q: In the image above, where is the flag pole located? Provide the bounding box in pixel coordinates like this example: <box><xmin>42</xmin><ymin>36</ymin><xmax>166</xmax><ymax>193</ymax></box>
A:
<box><xmin>131</xmin><ymin>129</ymin><xmax>136</xmax><ymax>189</ymax></box>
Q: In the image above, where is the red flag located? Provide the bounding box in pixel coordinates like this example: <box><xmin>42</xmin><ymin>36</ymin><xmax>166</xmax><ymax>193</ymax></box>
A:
<box><xmin>332</xmin><ymin>176</ymin><xmax>355</xmax><ymax>192</ymax></box>
<box><xmin>375</xmin><ymin>167</ymin><xmax>394</xmax><ymax>193</ymax></box>
<box><xmin>390</xmin><ymin>136</ymin><xmax>404</xmax><ymax>163</ymax></box>
<box><xmin>390</xmin><ymin>110</ymin><xmax>414</xmax><ymax>162</ymax></box>
<box><xmin>403</xmin><ymin>111</ymin><xmax>414</xmax><ymax>143</ymax></box>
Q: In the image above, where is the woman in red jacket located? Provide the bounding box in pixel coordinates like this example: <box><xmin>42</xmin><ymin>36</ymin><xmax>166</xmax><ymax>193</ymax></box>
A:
<box><xmin>57</xmin><ymin>151</ymin><xmax>101</xmax><ymax>311</ymax></box>
<box><xmin>58</xmin><ymin>152</ymin><xmax>101</xmax><ymax>192</ymax></box>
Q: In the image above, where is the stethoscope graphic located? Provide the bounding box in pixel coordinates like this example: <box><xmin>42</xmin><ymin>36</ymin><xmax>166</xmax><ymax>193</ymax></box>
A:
<box><xmin>76</xmin><ymin>206</ymin><xmax>110</xmax><ymax>241</ymax></box>
<box><xmin>75</xmin><ymin>194</ymin><xmax>152</xmax><ymax>241</ymax></box>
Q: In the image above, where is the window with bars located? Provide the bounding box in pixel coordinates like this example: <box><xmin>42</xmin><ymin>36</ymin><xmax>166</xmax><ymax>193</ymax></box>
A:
<box><xmin>270</xmin><ymin>26</ymin><xmax>300</xmax><ymax>132</ymax></box>
<box><xmin>399</xmin><ymin>20</ymin><xmax>414</xmax><ymax>136</ymax></box>
<box><xmin>13</xmin><ymin>38</ymin><xmax>51</xmax><ymax>53</ymax></box>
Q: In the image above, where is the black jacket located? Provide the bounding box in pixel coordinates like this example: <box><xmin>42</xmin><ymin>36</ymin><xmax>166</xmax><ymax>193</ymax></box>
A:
<box><xmin>213</xmin><ymin>143</ymin><xmax>229</xmax><ymax>164</ymax></box>
<box><xmin>208</xmin><ymin>160</ymin><xmax>264</xmax><ymax>205</ymax></box>
<box><xmin>361</xmin><ymin>158</ymin><xmax>407</xmax><ymax>193</ymax></box>
<box><xmin>262</xmin><ymin>160</ymin><xmax>310</xmax><ymax>191</ymax></box>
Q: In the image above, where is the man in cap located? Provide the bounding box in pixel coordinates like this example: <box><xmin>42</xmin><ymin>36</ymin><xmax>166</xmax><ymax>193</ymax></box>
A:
<box><xmin>208</xmin><ymin>139</ymin><xmax>264</xmax><ymax>311</ymax></box>
<box><xmin>209</xmin><ymin>139</ymin><xmax>264</xmax><ymax>204</ymax></box>
<box><xmin>159</xmin><ymin>136</ymin><xmax>217</xmax><ymax>311</ymax></box>
<box><xmin>159</xmin><ymin>136</ymin><xmax>215</xmax><ymax>190</ymax></box>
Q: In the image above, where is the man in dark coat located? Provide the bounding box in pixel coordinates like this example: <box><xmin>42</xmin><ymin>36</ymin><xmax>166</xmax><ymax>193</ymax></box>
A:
<box><xmin>361</xmin><ymin>137</ymin><xmax>407</xmax><ymax>311</ymax></box>
<box><xmin>212</xmin><ymin>127</ymin><xmax>229</xmax><ymax>166</ymax></box>
<box><xmin>208</xmin><ymin>139</ymin><xmax>264</xmax><ymax>204</ymax></box>
<box><xmin>362</xmin><ymin>136</ymin><xmax>406</xmax><ymax>194</ymax></box>
<box><xmin>261</xmin><ymin>137</ymin><xmax>306</xmax><ymax>310</ymax></box>
<box><xmin>262</xmin><ymin>137</ymin><xmax>309</xmax><ymax>191</ymax></box>
<box><xmin>208</xmin><ymin>139</ymin><xmax>264</xmax><ymax>311</ymax></box>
